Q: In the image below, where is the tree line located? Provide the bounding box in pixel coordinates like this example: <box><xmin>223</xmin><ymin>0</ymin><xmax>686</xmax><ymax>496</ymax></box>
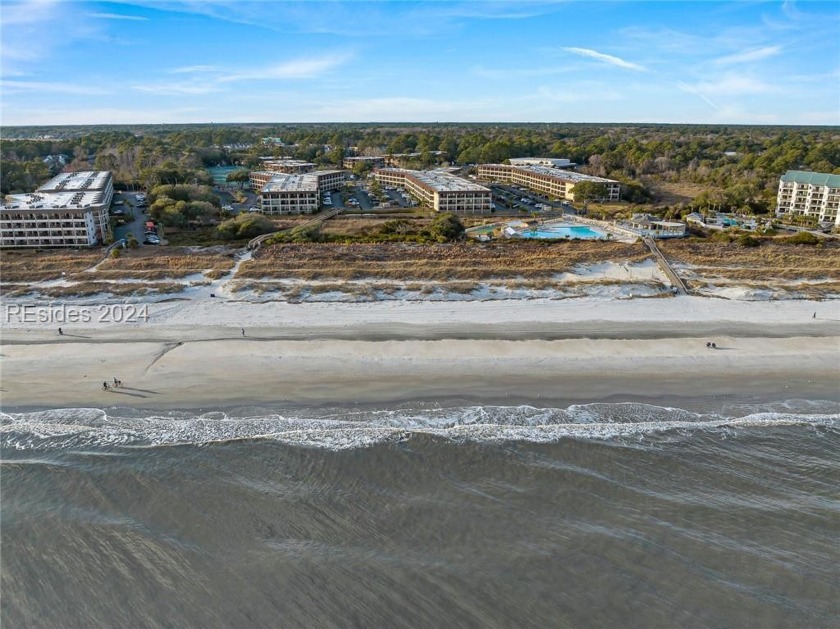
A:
<box><xmin>3</xmin><ymin>123</ymin><xmax>838</xmax><ymax>214</ymax></box>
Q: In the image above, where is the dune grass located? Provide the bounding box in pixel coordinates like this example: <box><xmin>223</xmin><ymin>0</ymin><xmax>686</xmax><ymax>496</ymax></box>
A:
<box><xmin>239</xmin><ymin>241</ymin><xmax>649</xmax><ymax>281</ymax></box>
<box><xmin>1</xmin><ymin>250</ymin><xmax>103</xmax><ymax>282</ymax></box>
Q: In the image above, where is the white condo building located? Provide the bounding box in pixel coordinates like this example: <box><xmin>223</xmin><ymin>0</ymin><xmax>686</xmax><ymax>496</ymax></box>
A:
<box><xmin>258</xmin><ymin>170</ymin><xmax>345</xmax><ymax>215</ymax></box>
<box><xmin>1</xmin><ymin>171</ymin><xmax>114</xmax><ymax>248</ymax></box>
<box><xmin>508</xmin><ymin>157</ymin><xmax>576</xmax><ymax>168</ymax></box>
<box><xmin>477</xmin><ymin>163</ymin><xmax>620</xmax><ymax>202</ymax></box>
<box><xmin>776</xmin><ymin>170</ymin><xmax>840</xmax><ymax>227</ymax></box>
<box><xmin>373</xmin><ymin>168</ymin><xmax>492</xmax><ymax>215</ymax></box>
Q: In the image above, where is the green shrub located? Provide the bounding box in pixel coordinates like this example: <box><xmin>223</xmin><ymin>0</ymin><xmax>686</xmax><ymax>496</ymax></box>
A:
<box><xmin>737</xmin><ymin>234</ymin><xmax>761</xmax><ymax>247</ymax></box>
<box><xmin>217</xmin><ymin>213</ymin><xmax>275</xmax><ymax>240</ymax></box>
<box><xmin>785</xmin><ymin>231</ymin><xmax>819</xmax><ymax>245</ymax></box>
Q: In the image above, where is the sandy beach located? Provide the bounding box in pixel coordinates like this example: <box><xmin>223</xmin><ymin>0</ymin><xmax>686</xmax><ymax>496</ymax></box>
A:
<box><xmin>2</xmin><ymin>296</ymin><xmax>838</xmax><ymax>409</ymax></box>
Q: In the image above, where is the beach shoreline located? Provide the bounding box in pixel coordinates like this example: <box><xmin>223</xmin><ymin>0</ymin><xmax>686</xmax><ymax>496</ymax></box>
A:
<box><xmin>2</xmin><ymin>295</ymin><xmax>838</xmax><ymax>411</ymax></box>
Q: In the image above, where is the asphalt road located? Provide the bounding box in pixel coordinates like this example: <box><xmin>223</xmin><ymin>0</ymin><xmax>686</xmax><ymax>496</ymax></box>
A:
<box><xmin>112</xmin><ymin>192</ymin><xmax>152</xmax><ymax>245</ymax></box>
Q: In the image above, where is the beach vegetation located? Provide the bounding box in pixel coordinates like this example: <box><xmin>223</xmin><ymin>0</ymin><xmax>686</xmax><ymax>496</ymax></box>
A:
<box><xmin>147</xmin><ymin>184</ymin><xmax>221</xmax><ymax>228</ymax></box>
<box><xmin>428</xmin><ymin>213</ymin><xmax>465</xmax><ymax>242</ymax></box>
<box><xmin>737</xmin><ymin>234</ymin><xmax>761</xmax><ymax>247</ymax></box>
<box><xmin>784</xmin><ymin>231</ymin><xmax>820</xmax><ymax>246</ymax></box>
<box><xmin>216</xmin><ymin>214</ymin><xmax>275</xmax><ymax>241</ymax></box>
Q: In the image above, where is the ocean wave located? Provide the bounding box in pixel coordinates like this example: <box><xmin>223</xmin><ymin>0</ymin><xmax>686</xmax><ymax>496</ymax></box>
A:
<box><xmin>1</xmin><ymin>402</ymin><xmax>838</xmax><ymax>452</ymax></box>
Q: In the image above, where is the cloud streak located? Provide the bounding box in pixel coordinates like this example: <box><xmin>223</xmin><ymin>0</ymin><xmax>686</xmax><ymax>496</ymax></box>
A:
<box><xmin>562</xmin><ymin>47</ymin><xmax>647</xmax><ymax>71</ymax></box>
<box><xmin>217</xmin><ymin>54</ymin><xmax>351</xmax><ymax>82</ymax></box>
<box><xmin>86</xmin><ymin>12</ymin><xmax>149</xmax><ymax>21</ymax></box>
<box><xmin>0</xmin><ymin>79</ymin><xmax>112</xmax><ymax>95</ymax></box>
<box><xmin>714</xmin><ymin>46</ymin><xmax>781</xmax><ymax>66</ymax></box>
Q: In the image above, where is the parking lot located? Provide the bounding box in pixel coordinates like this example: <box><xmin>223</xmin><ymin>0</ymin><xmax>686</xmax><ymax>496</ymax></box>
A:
<box><xmin>111</xmin><ymin>192</ymin><xmax>158</xmax><ymax>245</ymax></box>
<box><xmin>489</xmin><ymin>184</ymin><xmax>570</xmax><ymax>215</ymax></box>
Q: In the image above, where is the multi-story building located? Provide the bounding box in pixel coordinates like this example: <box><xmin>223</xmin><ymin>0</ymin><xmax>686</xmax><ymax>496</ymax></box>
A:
<box><xmin>776</xmin><ymin>170</ymin><xmax>840</xmax><ymax>227</ymax></box>
<box><xmin>343</xmin><ymin>156</ymin><xmax>386</xmax><ymax>170</ymax></box>
<box><xmin>258</xmin><ymin>170</ymin><xmax>346</xmax><ymax>215</ymax></box>
<box><xmin>477</xmin><ymin>164</ymin><xmax>620</xmax><ymax>202</ymax></box>
<box><xmin>259</xmin><ymin>158</ymin><xmax>316</xmax><ymax>174</ymax></box>
<box><xmin>373</xmin><ymin>168</ymin><xmax>492</xmax><ymax>215</ymax></box>
<box><xmin>508</xmin><ymin>157</ymin><xmax>576</xmax><ymax>169</ymax></box>
<box><xmin>1</xmin><ymin>170</ymin><xmax>114</xmax><ymax>248</ymax></box>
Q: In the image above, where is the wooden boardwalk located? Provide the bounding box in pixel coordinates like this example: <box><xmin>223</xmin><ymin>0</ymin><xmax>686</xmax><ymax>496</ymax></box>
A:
<box><xmin>643</xmin><ymin>237</ymin><xmax>689</xmax><ymax>295</ymax></box>
<box><xmin>248</xmin><ymin>208</ymin><xmax>344</xmax><ymax>251</ymax></box>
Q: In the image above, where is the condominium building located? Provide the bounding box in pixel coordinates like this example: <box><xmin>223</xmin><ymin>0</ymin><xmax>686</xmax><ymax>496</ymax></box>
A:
<box><xmin>343</xmin><ymin>156</ymin><xmax>386</xmax><ymax>170</ymax></box>
<box><xmin>508</xmin><ymin>157</ymin><xmax>576</xmax><ymax>168</ymax></box>
<box><xmin>373</xmin><ymin>168</ymin><xmax>492</xmax><ymax>215</ymax></box>
<box><xmin>477</xmin><ymin>164</ymin><xmax>620</xmax><ymax>202</ymax></box>
<box><xmin>259</xmin><ymin>157</ymin><xmax>316</xmax><ymax>174</ymax></box>
<box><xmin>258</xmin><ymin>170</ymin><xmax>346</xmax><ymax>215</ymax></box>
<box><xmin>1</xmin><ymin>170</ymin><xmax>114</xmax><ymax>248</ymax></box>
<box><xmin>776</xmin><ymin>170</ymin><xmax>840</xmax><ymax>227</ymax></box>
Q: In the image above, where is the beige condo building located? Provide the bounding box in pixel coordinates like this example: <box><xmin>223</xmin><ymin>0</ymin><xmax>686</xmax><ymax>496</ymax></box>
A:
<box><xmin>373</xmin><ymin>168</ymin><xmax>492</xmax><ymax>215</ymax></box>
<box><xmin>258</xmin><ymin>170</ymin><xmax>346</xmax><ymax>215</ymax></box>
<box><xmin>477</xmin><ymin>163</ymin><xmax>620</xmax><ymax>202</ymax></box>
<box><xmin>1</xmin><ymin>170</ymin><xmax>114</xmax><ymax>248</ymax></box>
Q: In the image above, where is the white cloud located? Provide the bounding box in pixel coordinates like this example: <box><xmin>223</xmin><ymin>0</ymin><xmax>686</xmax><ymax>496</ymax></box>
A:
<box><xmin>1</xmin><ymin>105</ymin><xmax>205</xmax><ymax>126</ymax></box>
<box><xmin>1</xmin><ymin>0</ymin><xmax>61</xmax><ymax>26</ymax></box>
<box><xmin>169</xmin><ymin>65</ymin><xmax>222</xmax><ymax>74</ymax></box>
<box><xmin>472</xmin><ymin>65</ymin><xmax>578</xmax><ymax>79</ymax></box>
<box><xmin>217</xmin><ymin>54</ymin><xmax>351</xmax><ymax>82</ymax></box>
<box><xmin>562</xmin><ymin>47</ymin><xmax>647</xmax><ymax>72</ymax></box>
<box><xmin>0</xmin><ymin>1</ymin><xmax>102</xmax><ymax>74</ymax></box>
<box><xmin>535</xmin><ymin>85</ymin><xmax>623</xmax><ymax>103</ymax></box>
<box><xmin>681</xmin><ymin>75</ymin><xmax>777</xmax><ymax>96</ymax></box>
<box><xmin>676</xmin><ymin>82</ymin><xmax>719</xmax><ymax>111</ymax></box>
<box><xmin>131</xmin><ymin>82</ymin><xmax>222</xmax><ymax>95</ymax></box>
<box><xmin>0</xmin><ymin>79</ymin><xmax>112</xmax><ymax>95</ymax></box>
<box><xmin>86</xmin><ymin>12</ymin><xmax>149</xmax><ymax>21</ymax></box>
<box><xmin>713</xmin><ymin>46</ymin><xmax>781</xmax><ymax>66</ymax></box>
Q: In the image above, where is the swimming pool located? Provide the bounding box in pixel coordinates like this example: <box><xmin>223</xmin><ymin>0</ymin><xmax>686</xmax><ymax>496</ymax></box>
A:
<box><xmin>517</xmin><ymin>224</ymin><xmax>608</xmax><ymax>240</ymax></box>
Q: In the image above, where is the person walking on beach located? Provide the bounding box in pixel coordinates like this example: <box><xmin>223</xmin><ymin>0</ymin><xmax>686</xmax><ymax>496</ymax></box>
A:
<box><xmin>813</xmin><ymin>312</ymin><xmax>817</xmax><ymax>319</ymax></box>
<box><xmin>241</xmin><ymin>328</ymin><xmax>245</xmax><ymax>337</ymax></box>
<box><xmin>58</xmin><ymin>327</ymin><xmax>63</xmax><ymax>335</ymax></box>
<box><xmin>103</xmin><ymin>382</ymin><xmax>110</xmax><ymax>391</ymax></box>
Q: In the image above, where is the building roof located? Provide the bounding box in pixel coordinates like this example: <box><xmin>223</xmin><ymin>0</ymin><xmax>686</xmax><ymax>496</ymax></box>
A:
<box><xmin>378</xmin><ymin>168</ymin><xmax>490</xmax><ymax>193</ymax></box>
<box><xmin>2</xmin><ymin>190</ymin><xmax>108</xmax><ymax>212</ymax></box>
<box><xmin>344</xmin><ymin>156</ymin><xmax>385</xmax><ymax>162</ymax></box>
<box><xmin>260</xmin><ymin>158</ymin><xmax>316</xmax><ymax>172</ymax></box>
<box><xmin>482</xmin><ymin>163</ymin><xmax>617</xmax><ymax>185</ymax></box>
<box><xmin>509</xmin><ymin>157</ymin><xmax>576</xmax><ymax>168</ymax></box>
<box><xmin>37</xmin><ymin>170</ymin><xmax>112</xmax><ymax>192</ymax></box>
<box><xmin>262</xmin><ymin>174</ymin><xmax>319</xmax><ymax>193</ymax></box>
<box><xmin>781</xmin><ymin>170</ymin><xmax>840</xmax><ymax>187</ymax></box>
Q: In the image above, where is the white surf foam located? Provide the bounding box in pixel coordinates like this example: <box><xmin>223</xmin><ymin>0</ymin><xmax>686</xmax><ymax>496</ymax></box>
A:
<box><xmin>1</xmin><ymin>403</ymin><xmax>838</xmax><ymax>452</ymax></box>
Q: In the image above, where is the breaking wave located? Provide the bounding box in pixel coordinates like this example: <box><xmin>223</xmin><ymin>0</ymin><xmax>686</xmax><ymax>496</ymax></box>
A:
<box><xmin>1</xmin><ymin>402</ymin><xmax>838</xmax><ymax>452</ymax></box>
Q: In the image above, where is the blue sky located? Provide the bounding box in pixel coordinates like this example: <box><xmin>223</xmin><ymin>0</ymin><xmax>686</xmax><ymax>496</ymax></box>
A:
<box><xmin>1</xmin><ymin>0</ymin><xmax>838</xmax><ymax>125</ymax></box>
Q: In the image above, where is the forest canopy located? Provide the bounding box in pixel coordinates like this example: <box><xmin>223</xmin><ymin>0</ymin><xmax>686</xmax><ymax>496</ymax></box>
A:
<box><xmin>3</xmin><ymin>123</ymin><xmax>838</xmax><ymax>214</ymax></box>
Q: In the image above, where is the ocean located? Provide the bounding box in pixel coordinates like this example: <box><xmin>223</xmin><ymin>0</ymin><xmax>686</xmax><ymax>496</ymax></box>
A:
<box><xmin>2</xmin><ymin>400</ymin><xmax>839</xmax><ymax>628</ymax></box>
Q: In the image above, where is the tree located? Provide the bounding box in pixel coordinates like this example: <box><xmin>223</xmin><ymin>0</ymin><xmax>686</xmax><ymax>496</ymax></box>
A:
<box><xmin>226</xmin><ymin>169</ymin><xmax>250</xmax><ymax>189</ymax></box>
<box><xmin>428</xmin><ymin>212</ymin><xmax>465</xmax><ymax>242</ymax></box>
<box><xmin>216</xmin><ymin>213</ymin><xmax>275</xmax><ymax>240</ymax></box>
<box><xmin>572</xmin><ymin>181</ymin><xmax>609</xmax><ymax>213</ymax></box>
